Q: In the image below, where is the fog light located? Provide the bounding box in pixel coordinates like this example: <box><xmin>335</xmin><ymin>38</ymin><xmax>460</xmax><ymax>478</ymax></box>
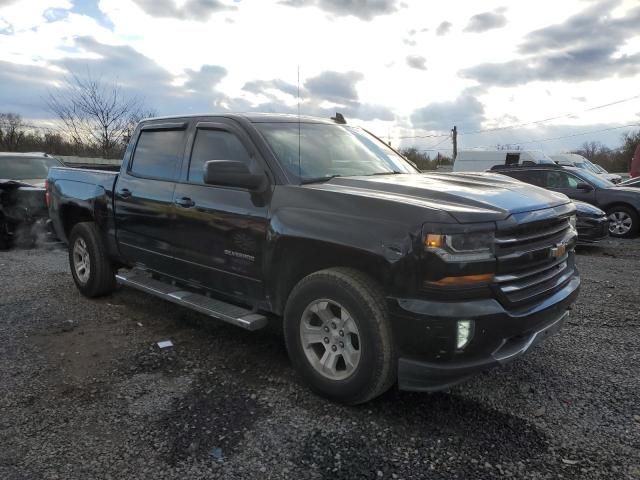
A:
<box><xmin>457</xmin><ymin>320</ymin><xmax>473</xmax><ymax>350</ymax></box>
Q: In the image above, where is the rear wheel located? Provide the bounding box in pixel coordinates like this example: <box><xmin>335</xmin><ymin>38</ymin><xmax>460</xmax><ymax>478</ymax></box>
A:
<box><xmin>607</xmin><ymin>206</ymin><xmax>638</xmax><ymax>238</ymax></box>
<box><xmin>284</xmin><ymin>267</ymin><xmax>396</xmax><ymax>404</ymax></box>
<box><xmin>68</xmin><ymin>222</ymin><xmax>116</xmax><ymax>297</ymax></box>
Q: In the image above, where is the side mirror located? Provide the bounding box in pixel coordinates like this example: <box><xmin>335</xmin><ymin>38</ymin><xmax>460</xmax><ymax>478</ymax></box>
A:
<box><xmin>204</xmin><ymin>160</ymin><xmax>265</xmax><ymax>190</ymax></box>
<box><xmin>576</xmin><ymin>182</ymin><xmax>593</xmax><ymax>191</ymax></box>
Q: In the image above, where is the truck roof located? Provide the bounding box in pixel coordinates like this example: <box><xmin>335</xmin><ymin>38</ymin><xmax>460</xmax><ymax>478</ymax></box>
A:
<box><xmin>143</xmin><ymin>112</ymin><xmax>338</xmax><ymax>125</ymax></box>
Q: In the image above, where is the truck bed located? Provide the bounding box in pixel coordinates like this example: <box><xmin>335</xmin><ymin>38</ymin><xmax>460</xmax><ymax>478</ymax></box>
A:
<box><xmin>47</xmin><ymin>166</ymin><xmax>119</xmax><ymax>245</ymax></box>
<box><xmin>48</xmin><ymin>166</ymin><xmax>118</xmax><ymax>190</ymax></box>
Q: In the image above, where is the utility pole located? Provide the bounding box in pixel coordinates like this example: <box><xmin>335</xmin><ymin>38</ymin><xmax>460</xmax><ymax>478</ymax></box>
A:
<box><xmin>451</xmin><ymin>125</ymin><xmax>457</xmax><ymax>160</ymax></box>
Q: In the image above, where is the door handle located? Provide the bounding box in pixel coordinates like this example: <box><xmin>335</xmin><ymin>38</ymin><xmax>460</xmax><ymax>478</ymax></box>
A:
<box><xmin>175</xmin><ymin>197</ymin><xmax>195</xmax><ymax>208</ymax></box>
<box><xmin>117</xmin><ymin>188</ymin><xmax>132</xmax><ymax>199</ymax></box>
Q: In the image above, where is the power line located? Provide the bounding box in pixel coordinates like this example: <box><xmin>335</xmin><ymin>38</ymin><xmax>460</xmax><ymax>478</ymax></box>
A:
<box><xmin>398</xmin><ymin>131</ymin><xmax>450</xmax><ymax>139</ymax></box>
<box><xmin>460</xmin><ymin>93</ymin><xmax>640</xmax><ymax>136</ymax></box>
<box><xmin>478</xmin><ymin>123</ymin><xmax>640</xmax><ymax>147</ymax></box>
<box><xmin>423</xmin><ymin>135</ymin><xmax>451</xmax><ymax>150</ymax></box>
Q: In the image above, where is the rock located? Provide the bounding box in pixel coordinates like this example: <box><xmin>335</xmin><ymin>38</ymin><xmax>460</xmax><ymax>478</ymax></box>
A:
<box><xmin>533</xmin><ymin>406</ymin><xmax>546</xmax><ymax>417</ymax></box>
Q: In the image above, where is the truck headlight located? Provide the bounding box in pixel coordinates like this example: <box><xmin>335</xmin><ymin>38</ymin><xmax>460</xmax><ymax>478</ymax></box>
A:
<box><xmin>424</xmin><ymin>232</ymin><xmax>494</xmax><ymax>261</ymax></box>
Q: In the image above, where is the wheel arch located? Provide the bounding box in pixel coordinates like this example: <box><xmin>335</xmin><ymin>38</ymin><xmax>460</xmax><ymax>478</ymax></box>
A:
<box><xmin>602</xmin><ymin>201</ymin><xmax>639</xmax><ymax>215</ymax></box>
<box><xmin>267</xmin><ymin>237</ymin><xmax>392</xmax><ymax>316</ymax></box>
<box><xmin>60</xmin><ymin>204</ymin><xmax>94</xmax><ymax>240</ymax></box>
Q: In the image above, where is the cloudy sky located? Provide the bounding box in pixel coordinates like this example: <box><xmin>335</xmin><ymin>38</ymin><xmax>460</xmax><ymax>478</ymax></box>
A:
<box><xmin>0</xmin><ymin>0</ymin><xmax>639</xmax><ymax>154</ymax></box>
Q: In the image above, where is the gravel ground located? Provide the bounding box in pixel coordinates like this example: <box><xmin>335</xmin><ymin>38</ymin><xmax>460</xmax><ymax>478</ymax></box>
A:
<box><xmin>0</xmin><ymin>239</ymin><xmax>638</xmax><ymax>480</ymax></box>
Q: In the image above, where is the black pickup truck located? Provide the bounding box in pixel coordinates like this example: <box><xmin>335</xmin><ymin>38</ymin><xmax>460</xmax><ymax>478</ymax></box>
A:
<box><xmin>48</xmin><ymin>113</ymin><xmax>580</xmax><ymax>404</ymax></box>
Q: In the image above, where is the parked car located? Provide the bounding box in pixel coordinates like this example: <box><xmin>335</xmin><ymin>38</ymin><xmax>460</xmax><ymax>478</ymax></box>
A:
<box><xmin>0</xmin><ymin>153</ymin><xmax>64</xmax><ymax>248</ymax></box>
<box><xmin>0</xmin><ymin>152</ymin><xmax>64</xmax><ymax>186</ymax></box>
<box><xmin>618</xmin><ymin>177</ymin><xmax>640</xmax><ymax>188</ymax></box>
<box><xmin>491</xmin><ymin>164</ymin><xmax>640</xmax><ymax>237</ymax></box>
<box><xmin>572</xmin><ymin>201</ymin><xmax>609</xmax><ymax>244</ymax></box>
<box><xmin>550</xmin><ymin>153</ymin><xmax>621</xmax><ymax>184</ymax></box>
<box><xmin>588</xmin><ymin>162</ymin><xmax>622</xmax><ymax>184</ymax></box>
<box><xmin>453</xmin><ymin>149</ymin><xmax>556</xmax><ymax>172</ymax></box>
<box><xmin>48</xmin><ymin>113</ymin><xmax>580</xmax><ymax>404</ymax></box>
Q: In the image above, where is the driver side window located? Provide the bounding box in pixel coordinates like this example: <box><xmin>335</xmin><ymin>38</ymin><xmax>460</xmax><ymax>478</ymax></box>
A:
<box><xmin>566</xmin><ymin>175</ymin><xmax>580</xmax><ymax>189</ymax></box>
<box><xmin>544</xmin><ymin>171</ymin><xmax>583</xmax><ymax>189</ymax></box>
<box><xmin>188</xmin><ymin>129</ymin><xmax>254</xmax><ymax>184</ymax></box>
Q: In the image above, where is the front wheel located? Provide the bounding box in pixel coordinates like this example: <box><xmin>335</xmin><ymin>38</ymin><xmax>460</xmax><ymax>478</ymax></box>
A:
<box><xmin>283</xmin><ymin>267</ymin><xmax>396</xmax><ymax>404</ymax></box>
<box><xmin>607</xmin><ymin>206</ymin><xmax>639</xmax><ymax>238</ymax></box>
<box><xmin>68</xmin><ymin>222</ymin><xmax>116</xmax><ymax>297</ymax></box>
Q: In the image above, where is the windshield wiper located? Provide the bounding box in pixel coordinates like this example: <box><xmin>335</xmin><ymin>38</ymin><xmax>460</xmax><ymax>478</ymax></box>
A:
<box><xmin>300</xmin><ymin>174</ymin><xmax>342</xmax><ymax>184</ymax></box>
<box><xmin>368</xmin><ymin>171</ymin><xmax>403</xmax><ymax>176</ymax></box>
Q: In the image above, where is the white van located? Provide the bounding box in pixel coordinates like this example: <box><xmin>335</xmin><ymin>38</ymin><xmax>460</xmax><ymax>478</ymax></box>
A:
<box><xmin>452</xmin><ymin>150</ymin><xmax>556</xmax><ymax>172</ymax></box>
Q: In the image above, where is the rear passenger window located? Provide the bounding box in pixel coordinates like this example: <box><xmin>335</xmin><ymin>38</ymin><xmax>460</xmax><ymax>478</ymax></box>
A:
<box><xmin>130</xmin><ymin>130</ymin><xmax>185</xmax><ymax>180</ymax></box>
<box><xmin>189</xmin><ymin>129</ymin><xmax>253</xmax><ymax>184</ymax></box>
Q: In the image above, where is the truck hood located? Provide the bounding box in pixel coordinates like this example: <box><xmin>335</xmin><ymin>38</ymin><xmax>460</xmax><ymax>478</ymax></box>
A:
<box><xmin>304</xmin><ymin>172</ymin><xmax>571</xmax><ymax>223</ymax></box>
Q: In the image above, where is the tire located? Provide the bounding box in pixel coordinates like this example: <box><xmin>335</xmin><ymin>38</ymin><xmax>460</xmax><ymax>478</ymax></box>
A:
<box><xmin>68</xmin><ymin>222</ymin><xmax>116</xmax><ymax>297</ymax></box>
<box><xmin>283</xmin><ymin>267</ymin><xmax>396</xmax><ymax>405</ymax></box>
<box><xmin>606</xmin><ymin>205</ymin><xmax>639</xmax><ymax>238</ymax></box>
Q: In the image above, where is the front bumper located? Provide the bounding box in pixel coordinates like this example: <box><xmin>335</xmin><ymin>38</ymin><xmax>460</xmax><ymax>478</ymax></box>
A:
<box><xmin>576</xmin><ymin>215</ymin><xmax>609</xmax><ymax>244</ymax></box>
<box><xmin>390</xmin><ymin>274</ymin><xmax>580</xmax><ymax>392</ymax></box>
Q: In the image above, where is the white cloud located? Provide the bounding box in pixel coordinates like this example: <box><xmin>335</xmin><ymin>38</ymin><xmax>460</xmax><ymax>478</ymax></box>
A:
<box><xmin>0</xmin><ymin>0</ymin><xmax>638</xmax><ymax>153</ymax></box>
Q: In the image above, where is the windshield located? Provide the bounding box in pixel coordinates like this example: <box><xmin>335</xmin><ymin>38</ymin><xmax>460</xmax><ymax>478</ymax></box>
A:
<box><xmin>574</xmin><ymin>168</ymin><xmax>614</xmax><ymax>188</ymax></box>
<box><xmin>255</xmin><ymin>123</ymin><xmax>417</xmax><ymax>182</ymax></box>
<box><xmin>0</xmin><ymin>156</ymin><xmax>63</xmax><ymax>180</ymax></box>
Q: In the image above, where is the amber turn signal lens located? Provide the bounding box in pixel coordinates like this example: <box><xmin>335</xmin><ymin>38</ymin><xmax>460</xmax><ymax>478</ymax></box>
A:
<box><xmin>425</xmin><ymin>273</ymin><xmax>495</xmax><ymax>287</ymax></box>
<box><xmin>425</xmin><ymin>234</ymin><xmax>444</xmax><ymax>249</ymax></box>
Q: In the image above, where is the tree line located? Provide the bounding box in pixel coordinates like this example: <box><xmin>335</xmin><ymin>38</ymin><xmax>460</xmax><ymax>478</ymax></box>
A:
<box><xmin>398</xmin><ymin>148</ymin><xmax>453</xmax><ymax>171</ymax></box>
<box><xmin>572</xmin><ymin>134</ymin><xmax>639</xmax><ymax>173</ymax></box>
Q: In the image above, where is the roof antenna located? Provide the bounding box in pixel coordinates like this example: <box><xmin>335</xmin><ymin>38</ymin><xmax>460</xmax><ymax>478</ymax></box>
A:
<box><xmin>297</xmin><ymin>64</ymin><xmax>301</xmax><ymax>178</ymax></box>
<box><xmin>331</xmin><ymin>112</ymin><xmax>346</xmax><ymax>124</ymax></box>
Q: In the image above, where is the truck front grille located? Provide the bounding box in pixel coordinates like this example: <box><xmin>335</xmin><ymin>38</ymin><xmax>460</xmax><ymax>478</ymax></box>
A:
<box><xmin>493</xmin><ymin>216</ymin><xmax>576</xmax><ymax>308</ymax></box>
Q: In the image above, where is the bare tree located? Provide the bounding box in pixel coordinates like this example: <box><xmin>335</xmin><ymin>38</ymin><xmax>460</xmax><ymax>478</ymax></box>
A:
<box><xmin>0</xmin><ymin>112</ymin><xmax>26</xmax><ymax>151</ymax></box>
<box><xmin>578</xmin><ymin>141</ymin><xmax>602</xmax><ymax>161</ymax></box>
<box><xmin>46</xmin><ymin>73</ymin><xmax>152</xmax><ymax>158</ymax></box>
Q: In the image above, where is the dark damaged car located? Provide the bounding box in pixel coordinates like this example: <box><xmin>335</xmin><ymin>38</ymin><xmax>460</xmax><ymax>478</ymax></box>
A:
<box><xmin>0</xmin><ymin>153</ymin><xmax>63</xmax><ymax>249</ymax></box>
<box><xmin>47</xmin><ymin>114</ymin><xmax>581</xmax><ymax>404</ymax></box>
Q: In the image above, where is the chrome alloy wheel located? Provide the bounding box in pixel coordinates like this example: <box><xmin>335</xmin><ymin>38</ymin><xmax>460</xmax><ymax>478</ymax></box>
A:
<box><xmin>608</xmin><ymin>211</ymin><xmax>632</xmax><ymax>236</ymax></box>
<box><xmin>72</xmin><ymin>237</ymin><xmax>91</xmax><ymax>284</ymax></box>
<box><xmin>299</xmin><ymin>299</ymin><xmax>361</xmax><ymax>381</ymax></box>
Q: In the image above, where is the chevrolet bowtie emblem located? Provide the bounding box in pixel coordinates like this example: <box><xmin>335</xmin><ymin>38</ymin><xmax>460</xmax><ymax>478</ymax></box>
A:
<box><xmin>550</xmin><ymin>242</ymin><xmax>567</xmax><ymax>258</ymax></box>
